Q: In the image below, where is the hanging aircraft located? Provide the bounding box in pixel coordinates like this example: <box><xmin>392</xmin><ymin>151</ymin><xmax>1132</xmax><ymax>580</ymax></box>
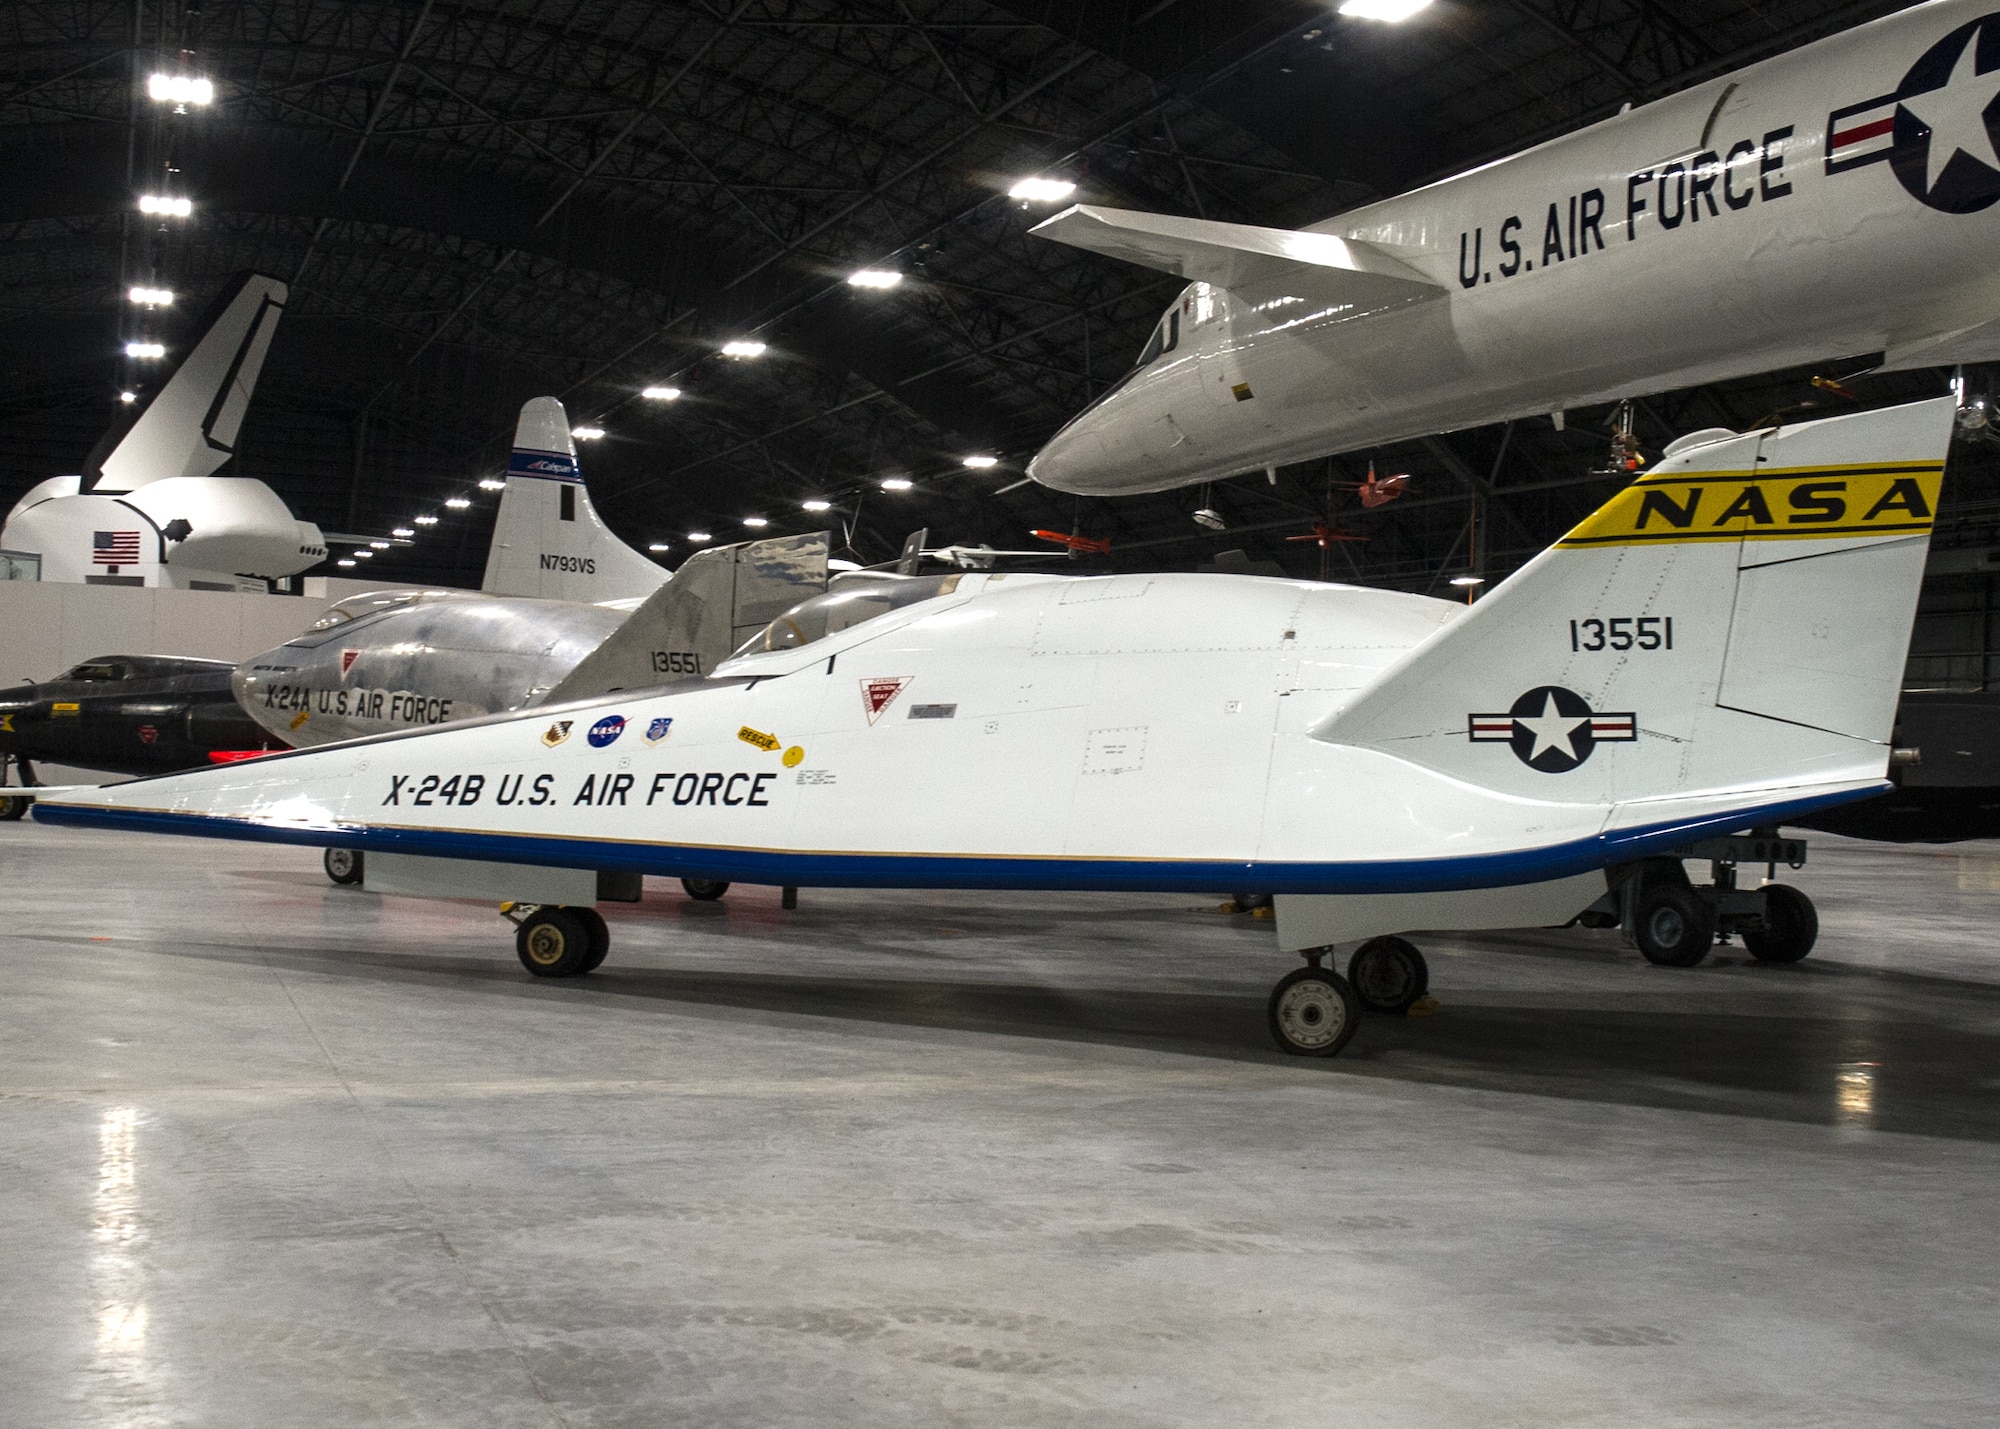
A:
<box><xmin>1026</xmin><ymin>0</ymin><xmax>2000</xmax><ymax>496</ymax></box>
<box><xmin>35</xmin><ymin>397</ymin><xmax>1956</xmax><ymax>1056</ymax></box>
<box><xmin>2</xmin><ymin>274</ymin><xmax>331</xmax><ymax>590</ymax></box>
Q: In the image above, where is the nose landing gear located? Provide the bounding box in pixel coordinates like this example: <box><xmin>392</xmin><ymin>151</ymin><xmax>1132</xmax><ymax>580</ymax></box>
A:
<box><xmin>1267</xmin><ymin>950</ymin><xmax>1360</xmax><ymax>1057</ymax></box>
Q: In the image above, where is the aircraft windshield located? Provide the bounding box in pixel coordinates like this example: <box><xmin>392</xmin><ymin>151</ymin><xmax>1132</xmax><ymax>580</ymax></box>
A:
<box><xmin>308</xmin><ymin>591</ymin><xmax>424</xmax><ymax>631</ymax></box>
<box><xmin>61</xmin><ymin>660</ymin><xmax>126</xmax><ymax>682</ymax></box>
<box><xmin>733</xmin><ymin>574</ymin><xmax>961</xmax><ymax>658</ymax></box>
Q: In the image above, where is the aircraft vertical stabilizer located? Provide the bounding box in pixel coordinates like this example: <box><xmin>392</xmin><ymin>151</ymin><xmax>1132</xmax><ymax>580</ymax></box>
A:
<box><xmin>1318</xmin><ymin>397</ymin><xmax>1957</xmax><ymax>812</ymax></box>
<box><xmin>480</xmin><ymin>396</ymin><xmax>669</xmax><ymax>603</ymax></box>
<box><xmin>92</xmin><ymin>273</ymin><xmax>288</xmax><ymax>493</ymax></box>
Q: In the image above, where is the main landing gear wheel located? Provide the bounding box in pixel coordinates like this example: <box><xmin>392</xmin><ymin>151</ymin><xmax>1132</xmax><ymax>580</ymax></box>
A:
<box><xmin>1268</xmin><ymin>967</ymin><xmax>1359</xmax><ymax>1057</ymax></box>
<box><xmin>577</xmin><ymin>907</ymin><xmax>611</xmax><ymax>973</ymax></box>
<box><xmin>681</xmin><ymin>877</ymin><xmax>729</xmax><ymax>901</ymax></box>
<box><xmin>1347</xmin><ymin>936</ymin><xmax>1430</xmax><ymax>1015</ymax></box>
<box><xmin>0</xmin><ymin>793</ymin><xmax>28</xmax><ymax>821</ymax></box>
<box><xmin>1635</xmin><ymin>884</ymin><xmax>1716</xmax><ymax>967</ymax></box>
<box><xmin>516</xmin><ymin>907</ymin><xmax>598</xmax><ymax>978</ymax></box>
<box><xmin>323</xmin><ymin>847</ymin><xmax>363</xmax><ymax>885</ymax></box>
<box><xmin>1745</xmin><ymin>884</ymin><xmax>1818</xmax><ymax>964</ymax></box>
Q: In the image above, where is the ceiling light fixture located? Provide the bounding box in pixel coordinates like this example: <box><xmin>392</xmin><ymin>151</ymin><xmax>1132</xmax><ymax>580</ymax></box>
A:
<box><xmin>414</xmin><ymin>515</ymin><xmax>438</xmax><ymax>525</ymax></box>
<box><xmin>445</xmin><ymin>497</ymin><xmax>471</xmax><ymax>509</ymax></box>
<box><xmin>127</xmin><ymin>286</ymin><xmax>174</xmax><ymax>306</ymax></box>
<box><xmin>1448</xmin><ymin>575</ymin><xmax>1486</xmax><ymax>587</ymax></box>
<box><xmin>137</xmin><ymin>194</ymin><xmax>192</xmax><ymax>217</ymax></box>
<box><xmin>336</xmin><ymin>559</ymin><xmax>355</xmax><ymax>568</ymax></box>
<box><xmin>847</xmin><ymin>269</ymin><xmax>902</xmax><ymax>289</ymax></box>
<box><xmin>353</xmin><ymin>550</ymin><xmax>373</xmax><ymax>559</ymax></box>
<box><xmin>571</xmin><ymin>425</ymin><xmax>605</xmax><ymax>440</ymax></box>
<box><xmin>687</xmin><ymin>531</ymin><xmax>712</xmax><ymax>543</ymax></box>
<box><xmin>721</xmin><ymin>340</ymin><xmax>767</xmax><ymax>358</ymax></box>
<box><xmin>124</xmin><ymin>341</ymin><xmax>165</xmax><ymax>359</ymax></box>
<box><xmin>1338</xmin><ymin>0</ymin><xmax>1433</xmax><ymax>20</ymax></box>
<box><xmin>1008</xmin><ymin>177</ymin><xmax>1075</xmax><ymax>203</ymax></box>
<box><xmin>880</xmin><ymin>477</ymin><xmax>914</xmax><ymax>491</ymax></box>
<box><xmin>641</xmin><ymin>385</ymin><xmax>682</xmax><ymax>400</ymax></box>
<box><xmin>960</xmin><ymin>454</ymin><xmax>998</xmax><ymax>469</ymax></box>
<box><xmin>478</xmin><ymin>478</ymin><xmax>506</xmax><ymax>491</ymax></box>
<box><xmin>743</xmin><ymin>516</ymin><xmax>769</xmax><ymax>528</ymax></box>
<box><xmin>369</xmin><ymin>540</ymin><xmax>391</xmax><ymax>550</ymax></box>
<box><xmin>800</xmin><ymin>499</ymin><xmax>832</xmax><ymax>512</ymax></box>
<box><xmin>648</xmin><ymin>542</ymin><xmax>671</xmax><ymax>552</ymax></box>
<box><xmin>391</xmin><ymin>527</ymin><xmax>415</xmax><ymax>538</ymax></box>
<box><xmin>118</xmin><ymin>390</ymin><xmax>137</xmax><ymax>404</ymax></box>
<box><xmin>147</xmin><ymin>73</ymin><xmax>214</xmax><ymax>104</ymax></box>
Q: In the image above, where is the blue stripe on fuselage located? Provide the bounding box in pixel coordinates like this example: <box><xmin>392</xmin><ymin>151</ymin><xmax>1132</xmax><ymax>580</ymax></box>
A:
<box><xmin>31</xmin><ymin>785</ymin><xmax>1882</xmax><ymax>895</ymax></box>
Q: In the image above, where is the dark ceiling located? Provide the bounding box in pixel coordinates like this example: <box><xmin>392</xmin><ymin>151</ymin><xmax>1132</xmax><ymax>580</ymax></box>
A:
<box><xmin>6</xmin><ymin>0</ymin><xmax>1988</xmax><ymax>619</ymax></box>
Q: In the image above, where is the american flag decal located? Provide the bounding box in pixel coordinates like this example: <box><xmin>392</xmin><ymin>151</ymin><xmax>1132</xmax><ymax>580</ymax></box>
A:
<box><xmin>92</xmin><ymin>530</ymin><xmax>142</xmax><ymax>564</ymax></box>
<box><xmin>1826</xmin><ymin>93</ymin><xmax>1898</xmax><ymax>173</ymax></box>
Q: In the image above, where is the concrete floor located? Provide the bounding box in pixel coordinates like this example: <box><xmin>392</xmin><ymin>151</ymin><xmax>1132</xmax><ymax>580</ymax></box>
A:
<box><xmin>2</xmin><ymin>823</ymin><xmax>1997</xmax><ymax>1427</ymax></box>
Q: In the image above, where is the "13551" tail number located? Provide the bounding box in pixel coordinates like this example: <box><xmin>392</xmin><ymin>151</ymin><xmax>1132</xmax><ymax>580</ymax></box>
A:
<box><xmin>1571</xmin><ymin>616</ymin><xmax>1673</xmax><ymax>652</ymax></box>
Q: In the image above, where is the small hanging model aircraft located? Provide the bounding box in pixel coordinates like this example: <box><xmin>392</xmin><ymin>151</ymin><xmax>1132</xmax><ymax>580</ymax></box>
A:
<box><xmin>35</xmin><ymin>397</ymin><xmax>1956</xmax><ymax>1058</ymax></box>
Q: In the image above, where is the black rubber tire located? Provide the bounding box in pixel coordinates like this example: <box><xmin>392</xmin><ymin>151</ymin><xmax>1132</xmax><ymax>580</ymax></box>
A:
<box><xmin>1267</xmin><ymin>967</ymin><xmax>1360</xmax><ymax>1057</ymax></box>
<box><xmin>1744</xmin><ymin>884</ymin><xmax>1818</xmax><ymax>963</ymax></box>
<box><xmin>516</xmin><ymin>907</ymin><xmax>595</xmax><ymax>977</ymax></box>
<box><xmin>1634</xmin><ymin>883</ymin><xmax>1715</xmax><ymax>967</ymax></box>
<box><xmin>1231</xmin><ymin>892</ymin><xmax>1273</xmax><ymax>912</ymax></box>
<box><xmin>0</xmin><ymin>794</ymin><xmax>28</xmax><ymax>821</ymax></box>
<box><xmin>323</xmin><ymin>847</ymin><xmax>364</xmax><ymax>885</ymax></box>
<box><xmin>1347</xmin><ymin>936</ymin><xmax>1430</xmax><ymax>1014</ymax></box>
<box><xmin>576</xmin><ymin>907</ymin><xmax>611</xmax><ymax>973</ymax></box>
<box><xmin>681</xmin><ymin>877</ymin><xmax>729</xmax><ymax>901</ymax></box>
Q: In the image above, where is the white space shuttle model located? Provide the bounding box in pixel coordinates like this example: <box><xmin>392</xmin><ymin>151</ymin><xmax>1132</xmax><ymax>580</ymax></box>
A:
<box><xmin>232</xmin><ymin>397</ymin><xmax>827</xmax><ymax>747</ymax></box>
<box><xmin>2</xmin><ymin>274</ymin><xmax>326</xmax><ymax>589</ymax></box>
<box><xmin>38</xmin><ymin>397</ymin><xmax>1954</xmax><ymax>1057</ymax></box>
<box><xmin>1028</xmin><ymin>0</ymin><xmax>2000</xmax><ymax>495</ymax></box>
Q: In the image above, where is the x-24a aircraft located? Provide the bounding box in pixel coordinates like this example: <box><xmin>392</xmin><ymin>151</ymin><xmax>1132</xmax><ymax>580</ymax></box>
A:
<box><xmin>38</xmin><ymin>397</ymin><xmax>1954</xmax><ymax>1057</ymax></box>
<box><xmin>1028</xmin><ymin>0</ymin><xmax>2000</xmax><ymax>495</ymax></box>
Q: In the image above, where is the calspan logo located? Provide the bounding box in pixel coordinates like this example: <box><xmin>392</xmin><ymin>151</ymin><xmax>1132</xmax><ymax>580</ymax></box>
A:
<box><xmin>1469</xmin><ymin>686</ymin><xmax>1637</xmax><ymax>773</ymax></box>
<box><xmin>1829</xmin><ymin>14</ymin><xmax>2000</xmax><ymax>213</ymax></box>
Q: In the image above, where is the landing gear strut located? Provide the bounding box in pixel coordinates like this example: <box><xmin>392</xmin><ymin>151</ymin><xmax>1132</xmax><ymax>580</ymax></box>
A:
<box><xmin>1267</xmin><ymin>949</ymin><xmax>1359</xmax><ymax>1057</ymax></box>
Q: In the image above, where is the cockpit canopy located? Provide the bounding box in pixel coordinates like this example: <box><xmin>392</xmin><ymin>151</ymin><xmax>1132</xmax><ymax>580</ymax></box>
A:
<box><xmin>307</xmin><ymin>590</ymin><xmax>427</xmax><ymax>631</ymax></box>
<box><xmin>731</xmin><ymin>573</ymin><xmax>962</xmax><ymax>659</ymax></box>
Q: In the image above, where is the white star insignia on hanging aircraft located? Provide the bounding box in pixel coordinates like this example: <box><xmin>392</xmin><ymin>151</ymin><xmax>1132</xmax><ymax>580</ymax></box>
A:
<box><xmin>1900</xmin><ymin>32</ymin><xmax>2000</xmax><ymax>193</ymax></box>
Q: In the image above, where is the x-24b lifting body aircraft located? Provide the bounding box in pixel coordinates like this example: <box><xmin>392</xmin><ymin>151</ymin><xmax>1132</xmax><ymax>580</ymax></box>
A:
<box><xmin>1028</xmin><ymin>0</ymin><xmax>2000</xmax><ymax>495</ymax></box>
<box><xmin>38</xmin><ymin>397</ymin><xmax>1954</xmax><ymax>1057</ymax></box>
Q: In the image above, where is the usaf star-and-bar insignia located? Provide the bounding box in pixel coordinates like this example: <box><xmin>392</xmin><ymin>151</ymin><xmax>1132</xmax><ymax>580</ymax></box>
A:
<box><xmin>1468</xmin><ymin>685</ymin><xmax>1638</xmax><ymax>773</ymax></box>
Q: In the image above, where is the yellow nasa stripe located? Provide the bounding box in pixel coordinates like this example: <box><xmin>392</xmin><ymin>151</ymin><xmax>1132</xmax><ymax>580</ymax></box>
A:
<box><xmin>1556</xmin><ymin>462</ymin><xmax>1944</xmax><ymax>548</ymax></box>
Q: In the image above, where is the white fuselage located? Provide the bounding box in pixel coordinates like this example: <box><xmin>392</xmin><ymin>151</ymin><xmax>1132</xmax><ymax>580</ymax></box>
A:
<box><xmin>1030</xmin><ymin>0</ymin><xmax>2000</xmax><ymax>494</ymax></box>
<box><xmin>2</xmin><ymin>475</ymin><xmax>327</xmax><ymax>588</ymax></box>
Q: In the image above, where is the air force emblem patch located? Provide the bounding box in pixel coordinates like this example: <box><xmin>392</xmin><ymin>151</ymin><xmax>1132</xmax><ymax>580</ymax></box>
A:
<box><xmin>1469</xmin><ymin>686</ymin><xmax>1637</xmax><ymax>772</ymax></box>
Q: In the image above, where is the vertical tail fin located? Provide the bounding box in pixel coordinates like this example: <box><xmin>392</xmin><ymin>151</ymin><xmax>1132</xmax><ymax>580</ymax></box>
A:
<box><xmin>1319</xmin><ymin>397</ymin><xmax>1956</xmax><ymax>807</ymax></box>
<box><xmin>91</xmin><ymin>273</ymin><xmax>287</xmax><ymax>492</ymax></box>
<box><xmin>479</xmin><ymin>397</ymin><xmax>669</xmax><ymax>602</ymax></box>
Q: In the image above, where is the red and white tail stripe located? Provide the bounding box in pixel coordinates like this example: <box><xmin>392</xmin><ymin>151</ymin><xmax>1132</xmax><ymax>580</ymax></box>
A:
<box><xmin>1467</xmin><ymin>715</ymin><xmax>1516</xmax><ymax>741</ymax></box>
<box><xmin>1589</xmin><ymin>715</ymin><xmax>1638</xmax><ymax>741</ymax></box>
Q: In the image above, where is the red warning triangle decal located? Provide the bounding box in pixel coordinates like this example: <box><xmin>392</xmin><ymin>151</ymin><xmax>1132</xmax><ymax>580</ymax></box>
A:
<box><xmin>860</xmin><ymin>676</ymin><xmax>911</xmax><ymax>725</ymax></box>
<box><xmin>340</xmin><ymin>649</ymin><xmax>360</xmax><ymax>678</ymax></box>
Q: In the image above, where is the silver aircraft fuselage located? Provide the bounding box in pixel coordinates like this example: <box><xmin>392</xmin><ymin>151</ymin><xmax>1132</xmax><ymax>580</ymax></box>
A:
<box><xmin>1029</xmin><ymin>0</ymin><xmax>2000</xmax><ymax>494</ymax></box>
<box><xmin>234</xmin><ymin>590</ymin><xmax>628</xmax><ymax>746</ymax></box>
